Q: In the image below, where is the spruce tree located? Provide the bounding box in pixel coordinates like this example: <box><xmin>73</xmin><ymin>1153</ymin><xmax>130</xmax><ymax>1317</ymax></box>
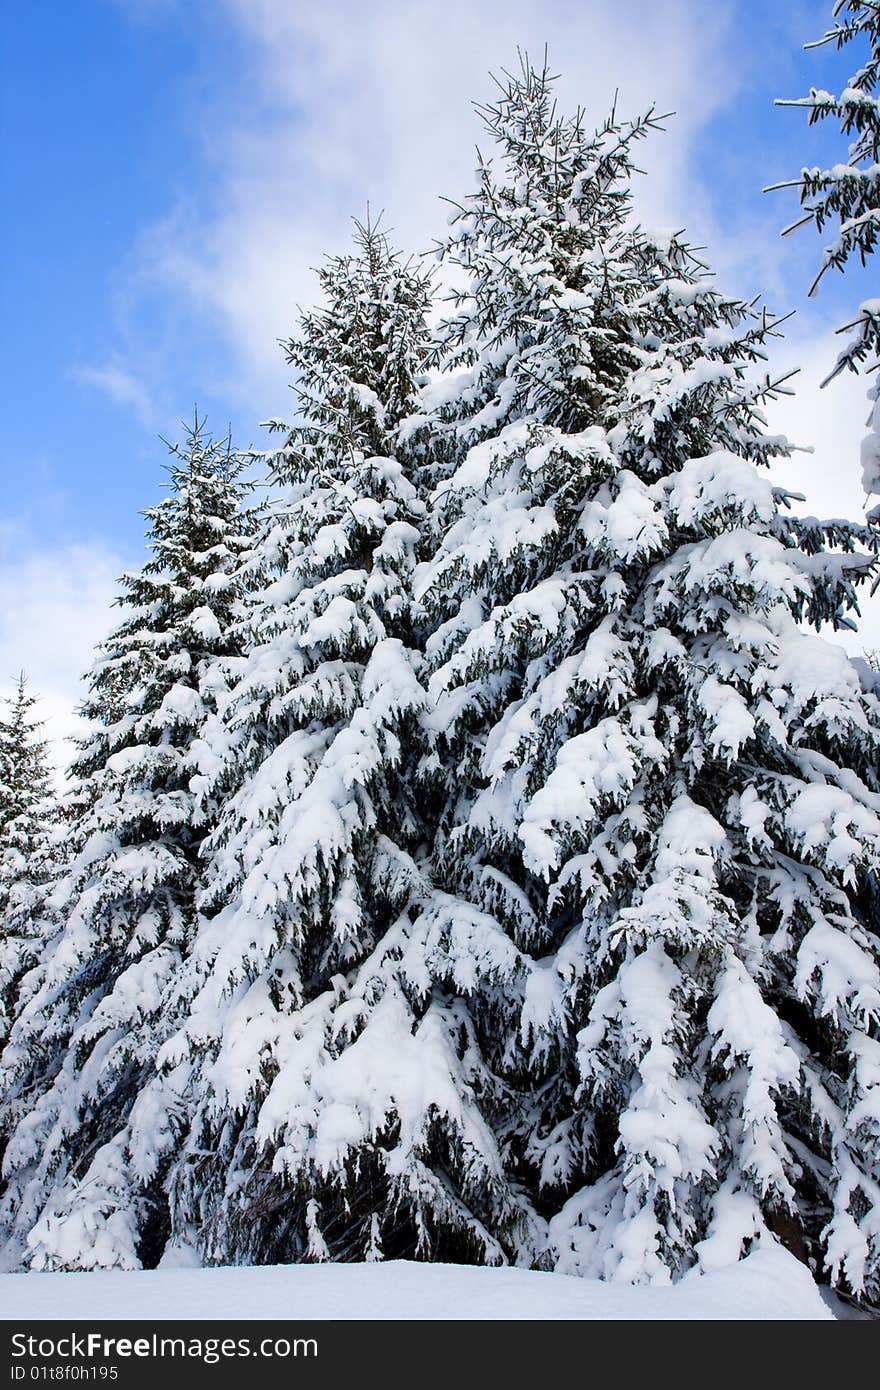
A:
<box><xmin>0</xmin><ymin>674</ymin><xmax>56</xmax><ymax>1044</ymax></box>
<box><xmin>151</xmin><ymin>220</ymin><xmax>481</xmax><ymax>1267</ymax></box>
<box><xmin>406</xmin><ymin>59</ymin><xmax>880</xmax><ymax>1301</ymax></box>
<box><xmin>770</xmin><ymin>1</ymin><xmax>880</xmax><ymax>516</ymax></box>
<box><xmin>0</xmin><ymin>420</ymin><xmax>257</xmax><ymax>1271</ymax></box>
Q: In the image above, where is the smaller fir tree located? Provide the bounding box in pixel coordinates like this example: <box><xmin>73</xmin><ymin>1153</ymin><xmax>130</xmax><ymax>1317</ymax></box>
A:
<box><xmin>0</xmin><ymin>674</ymin><xmax>56</xmax><ymax>1044</ymax></box>
<box><xmin>0</xmin><ymin>419</ymin><xmax>258</xmax><ymax>1272</ymax></box>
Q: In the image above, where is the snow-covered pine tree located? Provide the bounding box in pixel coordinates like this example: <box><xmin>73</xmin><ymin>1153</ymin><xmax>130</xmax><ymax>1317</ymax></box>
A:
<box><xmin>404</xmin><ymin>61</ymin><xmax>660</xmax><ymax>469</ymax></box>
<box><xmin>770</xmin><ymin>1</ymin><xmax>880</xmax><ymax>517</ymax></box>
<box><xmin>0</xmin><ymin>420</ymin><xmax>257</xmax><ymax>1271</ymax></box>
<box><xmin>405</xmin><ymin>58</ymin><xmax>880</xmax><ymax>1302</ymax></box>
<box><xmin>150</xmin><ymin>219</ymin><xmax>494</xmax><ymax>1268</ymax></box>
<box><xmin>0</xmin><ymin>674</ymin><xmax>56</xmax><ymax>1044</ymax></box>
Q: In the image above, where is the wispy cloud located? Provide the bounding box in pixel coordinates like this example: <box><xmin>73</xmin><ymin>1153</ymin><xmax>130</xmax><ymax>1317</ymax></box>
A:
<box><xmin>71</xmin><ymin>361</ymin><xmax>157</xmax><ymax>427</ymax></box>
<box><xmin>125</xmin><ymin>0</ymin><xmax>739</xmax><ymax>411</ymax></box>
<box><xmin>0</xmin><ymin>530</ymin><xmax>125</xmax><ymax>778</ymax></box>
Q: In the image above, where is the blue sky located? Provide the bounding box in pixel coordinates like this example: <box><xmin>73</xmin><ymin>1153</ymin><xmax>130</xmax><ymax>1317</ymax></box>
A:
<box><xmin>2</xmin><ymin>0</ymin><xmax>877</xmax><ymax>759</ymax></box>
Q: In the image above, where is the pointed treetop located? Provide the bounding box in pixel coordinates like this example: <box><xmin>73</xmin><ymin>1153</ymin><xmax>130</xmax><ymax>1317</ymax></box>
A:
<box><xmin>268</xmin><ymin>216</ymin><xmax>433</xmax><ymax>482</ymax></box>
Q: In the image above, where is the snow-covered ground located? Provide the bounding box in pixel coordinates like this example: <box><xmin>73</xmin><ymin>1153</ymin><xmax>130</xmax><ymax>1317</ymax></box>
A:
<box><xmin>0</xmin><ymin>1248</ymin><xmax>835</xmax><ymax>1320</ymax></box>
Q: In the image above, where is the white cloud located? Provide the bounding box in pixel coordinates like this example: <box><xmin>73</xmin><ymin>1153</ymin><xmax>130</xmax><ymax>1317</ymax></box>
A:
<box><xmin>131</xmin><ymin>0</ymin><xmax>739</xmax><ymax>412</ymax></box>
<box><xmin>71</xmin><ymin>361</ymin><xmax>157</xmax><ymax>427</ymax></box>
<box><xmin>0</xmin><ymin>534</ymin><xmax>123</xmax><ymax>780</ymax></box>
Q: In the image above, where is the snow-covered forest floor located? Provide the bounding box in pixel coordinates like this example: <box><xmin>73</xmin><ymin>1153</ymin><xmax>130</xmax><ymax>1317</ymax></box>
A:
<box><xmin>0</xmin><ymin>1249</ymin><xmax>842</xmax><ymax>1321</ymax></box>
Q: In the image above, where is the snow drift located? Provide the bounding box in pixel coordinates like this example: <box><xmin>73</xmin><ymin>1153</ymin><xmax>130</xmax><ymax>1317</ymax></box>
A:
<box><xmin>0</xmin><ymin>1248</ymin><xmax>833</xmax><ymax>1321</ymax></box>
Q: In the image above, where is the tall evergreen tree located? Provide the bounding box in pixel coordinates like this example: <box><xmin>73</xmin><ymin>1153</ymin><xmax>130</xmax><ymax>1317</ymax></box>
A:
<box><xmin>133</xmin><ymin>220</ymin><xmax>460</xmax><ymax>1268</ymax></box>
<box><xmin>0</xmin><ymin>674</ymin><xmax>56</xmax><ymax>1044</ymax></box>
<box><xmin>770</xmin><ymin>0</ymin><xmax>880</xmax><ymax>516</ymax></box>
<box><xmin>403</xmin><ymin>59</ymin><xmax>880</xmax><ymax>1301</ymax></box>
<box><xmin>0</xmin><ymin>421</ymin><xmax>257</xmax><ymax>1271</ymax></box>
